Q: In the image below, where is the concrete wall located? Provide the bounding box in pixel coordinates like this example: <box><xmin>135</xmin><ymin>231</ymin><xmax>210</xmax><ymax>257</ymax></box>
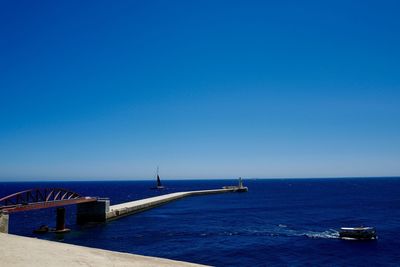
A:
<box><xmin>0</xmin><ymin>212</ymin><xmax>9</xmax><ymax>233</ymax></box>
<box><xmin>76</xmin><ymin>199</ymin><xmax>110</xmax><ymax>224</ymax></box>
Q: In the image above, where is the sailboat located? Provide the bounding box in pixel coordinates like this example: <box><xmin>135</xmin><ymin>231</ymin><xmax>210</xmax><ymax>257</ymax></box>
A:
<box><xmin>151</xmin><ymin>167</ymin><xmax>165</xmax><ymax>189</ymax></box>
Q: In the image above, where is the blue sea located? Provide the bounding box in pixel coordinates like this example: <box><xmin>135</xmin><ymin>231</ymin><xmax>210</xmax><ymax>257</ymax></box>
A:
<box><xmin>1</xmin><ymin>178</ymin><xmax>400</xmax><ymax>266</ymax></box>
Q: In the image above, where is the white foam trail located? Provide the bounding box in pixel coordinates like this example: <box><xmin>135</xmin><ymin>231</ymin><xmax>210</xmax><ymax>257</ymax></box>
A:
<box><xmin>300</xmin><ymin>229</ymin><xmax>340</xmax><ymax>239</ymax></box>
<box><xmin>240</xmin><ymin>227</ymin><xmax>340</xmax><ymax>239</ymax></box>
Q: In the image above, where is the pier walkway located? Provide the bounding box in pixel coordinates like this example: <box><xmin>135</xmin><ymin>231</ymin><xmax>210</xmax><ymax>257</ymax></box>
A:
<box><xmin>106</xmin><ymin>188</ymin><xmax>235</xmax><ymax>220</ymax></box>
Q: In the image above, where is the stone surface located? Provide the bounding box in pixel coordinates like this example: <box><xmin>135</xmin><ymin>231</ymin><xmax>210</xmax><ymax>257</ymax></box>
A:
<box><xmin>0</xmin><ymin>212</ymin><xmax>9</xmax><ymax>233</ymax></box>
<box><xmin>0</xmin><ymin>233</ymin><xmax>209</xmax><ymax>267</ymax></box>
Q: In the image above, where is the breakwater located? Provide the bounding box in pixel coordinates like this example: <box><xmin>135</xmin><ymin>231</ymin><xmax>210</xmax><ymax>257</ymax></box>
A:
<box><xmin>77</xmin><ymin>188</ymin><xmax>237</xmax><ymax>223</ymax></box>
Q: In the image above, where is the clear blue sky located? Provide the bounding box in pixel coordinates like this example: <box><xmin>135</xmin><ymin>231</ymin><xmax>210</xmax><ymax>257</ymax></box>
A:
<box><xmin>1</xmin><ymin>0</ymin><xmax>399</xmax><ymax>180</ymax></box>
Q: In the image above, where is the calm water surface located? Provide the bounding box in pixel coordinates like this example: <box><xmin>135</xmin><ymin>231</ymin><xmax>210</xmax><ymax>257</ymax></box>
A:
<box><xmin>1</xmin><ymin>178</ymin><xmax>400</xmax><ymax>266</ymax></box>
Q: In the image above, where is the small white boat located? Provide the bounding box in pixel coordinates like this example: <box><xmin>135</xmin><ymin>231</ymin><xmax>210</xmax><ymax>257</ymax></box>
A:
<box><xmin>339</xmin><ymin>227</ymin><xmax>377</xmax><ymax>240</ymax></box>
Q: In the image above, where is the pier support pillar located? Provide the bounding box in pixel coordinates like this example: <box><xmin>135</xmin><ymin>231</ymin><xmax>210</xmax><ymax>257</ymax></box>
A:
<box><xmin>76</xmin><ymin>198</ymin><xmax>109</xmax><ymax>224</ymax></box>
<box><xmin>54</xmin><ymin>207</ymin><xmax>70</xmax><ymax>233</ymax></box>
<box><xmin>0</xmin><ymin>212</ymin><xmax>9</xmax><ymax>233</ymax></box>
<box><xmin>56</xmin><ymin>207</ymin><xmax>66</xmax><ymax>231</ymax></box>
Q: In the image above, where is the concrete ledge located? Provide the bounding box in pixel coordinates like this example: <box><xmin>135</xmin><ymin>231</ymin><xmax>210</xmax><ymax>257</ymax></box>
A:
<box><xmin>0</xmin><ymin>233</ymin><xmax>209</xmax><ymax>267</ymax></box>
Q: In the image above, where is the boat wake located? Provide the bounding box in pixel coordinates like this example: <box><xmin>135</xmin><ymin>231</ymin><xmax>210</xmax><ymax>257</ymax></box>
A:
<box><xmin>212</xmin><ymin>226</ymin><xmax>340</xmax><ymax>239</ymax></box>
<box><xmin>271</xmin><ymin>224</ymin><xmax>340</xmax><ymax>239</ymax></box>
<box><xmin>272</xmin><ymin>226</ymin><xmax>340</xmax><ymax>239</ymax></box>
<box><xmin>300</xmin><ymin>229</ymin><xmax>340</xmax><ymax>239</ymax></box>
<box><xmin>133</xmin><ymin>227</ymin><xmax>340</xmax><ymax>240</ymax></box>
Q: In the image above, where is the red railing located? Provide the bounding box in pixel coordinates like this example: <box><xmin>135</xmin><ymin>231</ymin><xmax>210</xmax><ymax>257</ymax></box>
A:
<box><xmin>0</xmin><ymin>188</ymin><xmax>97</xmax><ymax>213</ymax></box>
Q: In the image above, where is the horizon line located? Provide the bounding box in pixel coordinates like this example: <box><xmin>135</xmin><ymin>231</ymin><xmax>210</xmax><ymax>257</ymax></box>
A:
<box><xmin>0</xmin><ymin>176</ymin><xmax>399</xmax><ymax>182</ymax></box>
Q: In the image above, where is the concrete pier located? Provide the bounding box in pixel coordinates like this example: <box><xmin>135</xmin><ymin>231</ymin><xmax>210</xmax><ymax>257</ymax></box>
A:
<box><xmin>0</xmin><ymin>212</ymin><xmax>9</xmax><ymax>233</ymax></box>
<box><xmin>76</xmin><ymin>188</ymin><xmax>239</xmax><ymax>223</ymax></box>
<box><xmin>106</xmin><ymin>188</ymin><xmax>235</xmax><ymax>220</ymax></box>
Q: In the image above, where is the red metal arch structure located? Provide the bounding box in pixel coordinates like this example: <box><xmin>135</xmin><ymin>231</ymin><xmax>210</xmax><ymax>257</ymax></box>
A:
<box><xmin>0</xmin><ymin>188</ymin><xmax>97</xmax><ymax>213</ymax></box>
